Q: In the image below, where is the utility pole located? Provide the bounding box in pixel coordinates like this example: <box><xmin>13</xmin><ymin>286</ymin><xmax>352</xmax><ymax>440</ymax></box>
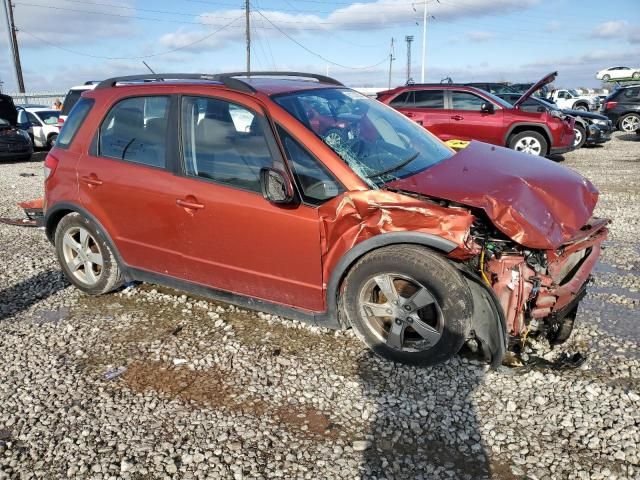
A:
<box><xmin>245</xmin><ymin>0</ymin><xmax>250</xmax><ymax>74</ymax></box>
<box><xmin>420</xmin><ymin>0</ymin><xmax>438</xmax><ymax>83</ymax></box>
<box><xmin>387</xmin><ymin>37</ymin><xmax>395</xmax><ymax>90</ymax></box>
<box><xmin>3</xmin><ymin>0</ymin><xmax>24</xmax><ymax>92</ymax></box>
<box><xmin>405</xmin><ymin>35</ymin><xmax>414</xmax><ymax>84</ymax></box>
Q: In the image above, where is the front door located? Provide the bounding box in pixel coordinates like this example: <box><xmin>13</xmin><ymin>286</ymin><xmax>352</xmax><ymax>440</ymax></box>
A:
<box><xmin>172</xmin><ymin>94</ymin><xmax>325</xmax><ymax>311</ymax></box>
<box><xmin>447</xmin><ymin>90</ymin><xmax>504</xmax><ymax>145</ymax></box>
<box><xmin>394</xmin><ymin>89</ymin><xmax>451</xmax><ymax>139</ymax></box>
<box><xmin>77</xmin><ymin>95</ymin><xmax>187</xmax><ymax>277</ymax></box>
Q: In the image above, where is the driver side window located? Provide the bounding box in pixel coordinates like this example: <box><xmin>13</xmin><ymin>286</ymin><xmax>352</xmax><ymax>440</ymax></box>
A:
<box><xmin>277</xmin><ymin>126</ymin><xmax>343</xmax><ymax>204</ymax></box>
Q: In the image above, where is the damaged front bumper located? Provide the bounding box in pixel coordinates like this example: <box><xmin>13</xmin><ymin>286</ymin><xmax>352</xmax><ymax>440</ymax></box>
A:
<box><xmin>483</xmin><ymin>219</ymin><xmax>608</xmax><ymax>346</ymax></box>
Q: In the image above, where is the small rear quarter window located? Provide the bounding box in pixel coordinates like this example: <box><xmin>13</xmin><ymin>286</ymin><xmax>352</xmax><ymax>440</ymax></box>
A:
<box><xmin>56</xmin><ymin>97</ymin><xmax>94</xmax><ymax>149</ymax></box>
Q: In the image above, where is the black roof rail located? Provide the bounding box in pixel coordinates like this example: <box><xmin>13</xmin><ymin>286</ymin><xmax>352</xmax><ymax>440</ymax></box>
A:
<box><xmin>95</xmin><ymin>71</ymin><xmax>343</xmax><ymax>93</ymax></box>
<box><xmin>221</xmin><ymin>71</ymin><xmax>344</xmax><ymax>86</ymax></box>
<box><xmin>84</xmin><ymin>80</ymin><xmax>101</xmax><ymax>85</ymax></box>
<box><xmin>95</xmin><ymin>74</ymin><xmax>256</xmax><ymax>93</ymax></box>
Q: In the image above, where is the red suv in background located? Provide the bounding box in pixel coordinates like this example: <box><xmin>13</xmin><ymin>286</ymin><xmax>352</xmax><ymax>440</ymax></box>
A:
<box><xmin>378</xmin><ymin>72</ymin><xmax>575</xmax><ymax>157</ymax></box>
<box><xmin>44</xmin><ymin>72</ymin><xmax>606</xmax><ymax>368</ymax></box>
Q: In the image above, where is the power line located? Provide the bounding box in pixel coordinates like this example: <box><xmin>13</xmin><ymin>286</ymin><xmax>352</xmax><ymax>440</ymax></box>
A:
<box><xmin>253</xmin><ymin>8</ymin><xmax>388</xmax><ymax>70</ymax></box>
<box><xmin>19</xmin><ymin>14</ymin><xmax>244</xmax><ymax>60</ymax></box>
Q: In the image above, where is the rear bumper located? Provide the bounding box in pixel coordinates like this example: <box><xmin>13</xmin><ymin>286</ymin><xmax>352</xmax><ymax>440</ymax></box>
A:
<box><xmin>0</xmin><ymin>145</ymin><xmax>33</xmax><ymax>159</ymax></box>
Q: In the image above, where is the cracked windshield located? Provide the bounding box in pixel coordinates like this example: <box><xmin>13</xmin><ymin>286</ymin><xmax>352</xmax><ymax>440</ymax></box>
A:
<box><xmin>274</xmin><ymin>88</ymin><xmax>452</xmax><ymax>186</ymax></box>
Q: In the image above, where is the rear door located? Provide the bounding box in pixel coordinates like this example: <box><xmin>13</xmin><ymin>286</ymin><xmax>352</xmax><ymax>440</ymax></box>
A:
<box><xmin>392</xmin><ymin>89</ymin><xmax>450</xmax><ymax>138</ymax></box>
<box><xmin>446</xmin><ymin>90</ymin><xmax>504</xmax><ymax>145</ymax></box>
<box><xmin>77</xmin><ymin>95</ymin><xmax>187</xmax><ymax>277</ymax></box>
<box><xmin>170</xmin><ymin>94</ymin><xmax>325</xmax><ymax>311</ymax></box>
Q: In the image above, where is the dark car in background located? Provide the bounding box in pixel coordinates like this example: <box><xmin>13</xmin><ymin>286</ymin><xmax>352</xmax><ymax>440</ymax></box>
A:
<box><xmin>378</xmin><ymin>72</ymin><xmax>575</xmax><ymax>157</ymax></box>
<box><xmin>601</xmin><ymin>84</ymin><xmax>640</xmax><ymax>132</ymax></box>
<box><xmin>0</xmin><ymin>94</ymin><xmax>33</xmax><ymax>161</ymax></box>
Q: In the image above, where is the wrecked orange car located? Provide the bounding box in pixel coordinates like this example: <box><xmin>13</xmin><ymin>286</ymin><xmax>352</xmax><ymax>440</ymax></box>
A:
<box><xmin>43</xmin><ymin>72</ymin><xmax>608</xmax><ymax>367</ymax></box>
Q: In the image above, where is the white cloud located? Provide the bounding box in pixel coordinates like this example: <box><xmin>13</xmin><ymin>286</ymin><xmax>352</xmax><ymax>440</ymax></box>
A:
<box><xmin>13</xmin><ymin>0</ymin><xmax>137</xmax><ymax>47</ymax></box>
<box><xmin>592</xmin><ymin>20</ymin><xmax>627</xmax><ymax>39</ymax></box>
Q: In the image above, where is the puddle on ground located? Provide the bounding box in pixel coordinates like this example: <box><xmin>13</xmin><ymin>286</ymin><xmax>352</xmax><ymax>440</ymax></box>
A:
<box><xmin>33</xmin><ymin>307</ymin><xmax>69</xmax><ymax>325</ymax></box>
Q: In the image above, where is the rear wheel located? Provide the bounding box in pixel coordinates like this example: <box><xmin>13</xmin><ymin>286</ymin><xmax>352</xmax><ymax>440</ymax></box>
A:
<box><xmin>508</xmin><ymin>131</ymin><xmax>548</xmax><ymax>157</ymax></box>
<box><xmin>573</xmin><ymin>103</ymin><xmax>588</xmax><ymax>112</ymax></box>
<box><xmin>54</xmin><ymin>213</ymin><xmax>124</xmax><ymax>295</ymax></box>
<box><xmin>341</xmin><ymin>245</ymin><xmax>472</xmax><ymax>366</ymax></box>
<box><xmin>619</xmin><ymin>113</ymin><xmax>640</xmax><ymax>132</ymax></box>
<box><xmin>633</xmin><ymin>72</ymin><xmax>640</xmax><ymax>80</ymax></box>
<box><xmin>573</xmin><ymin>124</ymin><xmax>586</xmax><ymax>148</ymax></box>
<box><xmin>46</xmin><ymin>133</ymin><xmax>58</xmax><ymax>149</ymax></box>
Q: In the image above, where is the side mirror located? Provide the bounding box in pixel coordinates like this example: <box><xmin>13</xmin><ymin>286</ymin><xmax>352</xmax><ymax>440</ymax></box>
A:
<box><xmin>480</xmin><ymin>102</ymin><xmax>495</xmax><ymax>114</ymax></box>
<box><xmin>260</xmin><ymin>168</ymin><xmax>295</xmax><ymax>204</ymax></box>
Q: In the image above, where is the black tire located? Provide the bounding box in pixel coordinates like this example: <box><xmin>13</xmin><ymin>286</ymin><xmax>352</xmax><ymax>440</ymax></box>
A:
<box><xmin>54</xmin><ymin>212</ymin><xmax>124</xmax><ymax>295</ymax></box>
<box><xmin>547</xmin><ymin>306</ymin><xmax>577</xmax><ymax>345</ymax></box>
<box><xmin>341</xmin><ymin>245</ymin><xmax>473</xmax><ymax>366</ymax></box>
<box><xmin>508</xmin><ymin>130</ymin><xmax>548</xmax><ymax>157</ymax></box>
<box><xmin>573</xmin><ymin>124</ymin><xmax>587</xmax><ymax>149</ymax></box>
<box><xmin>573</xmin><ymin>103</ymin><xmax>588</xmax><ymax>112</ymax></box>
<box><xmin>602</xmin><ymin>74</ymin><xmax>610</xmax><ymax>81</ymax></box>
<box><xmin>618</xmin><ymin>113</ymin><xmax>640</xmax><ymax>133</ymax></box>
<box><xmin>633</xmin><ymin>72</ymin><xmax>640</xmax><ymax>80</ymax></box>
<box><xmin>46</xmin><ymin>133</ymin><xmax>58</xmax><ymax>150</ymax></box>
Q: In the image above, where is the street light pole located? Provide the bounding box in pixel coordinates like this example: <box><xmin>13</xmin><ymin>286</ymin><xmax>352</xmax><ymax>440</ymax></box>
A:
<box><xmin>421</xmin><ymin>1</ymin><xmax>427</xmax><ymax>83</ymax></box>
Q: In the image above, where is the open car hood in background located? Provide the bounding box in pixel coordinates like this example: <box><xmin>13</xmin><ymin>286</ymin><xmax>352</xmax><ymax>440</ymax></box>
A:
<box><xmin>0</xmin><ymin>94</ymin><xmax>18</xmax><ymax>126</ymax></box>
<box><xmin>512</xmin><ymin>71</ymin><xmax>557</xmax><ymax>108</ymax></box>
<box><xmin>386</xmin><ymin>141</ymin><xmax>599</xmax><ymax>250</ymax></box>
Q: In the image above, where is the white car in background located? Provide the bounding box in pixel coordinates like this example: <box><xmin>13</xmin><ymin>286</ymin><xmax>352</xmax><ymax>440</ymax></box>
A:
<box><xmin>59</xmin><ymin>81</ymin><xmax>98</xmax><ymax>128</ymax></box>
<box><xmin>596</xmin><ymin>66</ymin><xmax>640</xmax><ymax>81</ymax></box>
<box><xmin>17</xmin><ymin>107</ymin><xmax>60</xmax><ymax>149</ymax></box>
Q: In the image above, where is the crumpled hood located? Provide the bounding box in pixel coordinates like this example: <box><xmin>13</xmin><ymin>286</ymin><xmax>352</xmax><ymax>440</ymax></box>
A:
<box><xmin>386</xmin><ymin>141</ymin><xmax>599</xmax><ymax>250</ymax></box>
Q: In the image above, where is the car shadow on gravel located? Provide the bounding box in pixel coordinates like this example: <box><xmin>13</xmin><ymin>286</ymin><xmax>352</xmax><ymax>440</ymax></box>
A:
<box><xmin>0</xmin><ymin>270</ymin><xmax>68</xmax><ymax>321</ymax></box>
<box><xmin>616</xmin><ymin>133</ymin><xmax>640</xmax><ymax>142</ymax></box>
<box><xmin>357</xmin><ymin>356</ymin><xmax>512</xmax><ymax>479</ymax></box>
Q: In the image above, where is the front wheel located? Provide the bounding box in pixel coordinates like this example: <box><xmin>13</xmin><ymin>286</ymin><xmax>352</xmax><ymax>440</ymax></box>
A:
<box><xmin>341</xmin><ymin>245</ymin><xmax>473</xmax><ymax>366</ymax></box>
<box><xmin>573</xmin><ymin>104</ymin><xmax>588</xmax><ymax>112</ymax></box>
<box><xmin>602</xmin><ymin>74</ymin><xmax>610</xmax><ymax>81</ymax></box>
<box><xmin>619</xmin><ymin>113</ymin><xmax>640</xmax><ymax>132</ymax></box>
<box><xmin>54</xmin><ymin>213</ymin><xmax>124</xmax><ymax>295</ymax></box>
<box><xmin>633</xmin><ymin>72</ymin><xmax>640</xmax><ymax>80</ymax></box>
<box><xmin>508</xmin><ymin>131</ymin><xmax>548</xmax><ymax>157</ymax></box>
<box><xmin>573</xmin><ymin>125</ymin><xmax>586</xmax><ymax>148</ymax></box>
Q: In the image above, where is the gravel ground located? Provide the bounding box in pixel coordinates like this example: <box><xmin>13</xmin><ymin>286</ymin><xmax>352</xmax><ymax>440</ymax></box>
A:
<box><xmin>1</xmin><ymin>134</ymin><xmax>639</xmax><ymax>480</ymax></box>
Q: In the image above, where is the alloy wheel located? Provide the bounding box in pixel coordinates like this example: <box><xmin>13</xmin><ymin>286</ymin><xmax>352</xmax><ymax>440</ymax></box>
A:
<box><xmin>621</xmin><ymin>115</ymin><xmax>640</xmax><ymax>132</ymax></box>
<box><xmin>573</xmin><ymin>128</ymin><xmax>583</xmax><ymax>147</ymax></box>
<box><xmin>357</xmin><ymin>273</ymin><xmax>443</xmax><ymax>352</ymax></box>
<box><xmin>62</xmin><ymin>226</ymin><xmax>104</xmax><ymax>285</ymax></box>
<box><xmin>514</xmin><ymin>136</ymin><xmax>543</xmax><ymax>155</ymax></box>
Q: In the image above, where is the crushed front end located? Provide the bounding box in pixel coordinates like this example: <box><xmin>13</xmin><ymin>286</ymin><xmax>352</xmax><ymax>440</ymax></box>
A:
<box><xmin>471</xmin><ymin>217</ymin><xmax>608</xmax><ymax>349</ymax></box>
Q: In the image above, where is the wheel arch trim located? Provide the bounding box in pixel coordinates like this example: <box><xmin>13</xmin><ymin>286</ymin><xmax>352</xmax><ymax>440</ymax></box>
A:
<box><xmin>319</xmin><ymin>232</ymin><xmax>458</xmax><ymax>328</ymax></box>
<box><xmin>503</xmin><ymin>122</ymin><xmax>552</xmax><ymax>146</ymax></box>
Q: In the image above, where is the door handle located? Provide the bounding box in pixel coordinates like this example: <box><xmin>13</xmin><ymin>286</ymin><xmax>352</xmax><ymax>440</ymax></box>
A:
<box><xmin>451</xmin><ymin>115</ymin><xmax>464</xmax><ymax>121</ymax></box>
<box><xmin>404</xmin><ymin>112</ymin><xmax>415</xmax><ymax>118</ymax></box>
<box><xmin>80</xmin><ymin>175</ymin><xmax>103</xmax><ymax>187</ymax></box>
<box><xmin>176</xmin><ymin>198</ymin><xmax>205</xmax><ymax>211</ymax></box>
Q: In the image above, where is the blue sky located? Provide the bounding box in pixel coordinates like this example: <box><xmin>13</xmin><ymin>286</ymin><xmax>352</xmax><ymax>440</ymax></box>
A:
<box><xmin>1</xmin><ymin>0</ymin><xmax>639</xmax><ymax>92</ymax></box>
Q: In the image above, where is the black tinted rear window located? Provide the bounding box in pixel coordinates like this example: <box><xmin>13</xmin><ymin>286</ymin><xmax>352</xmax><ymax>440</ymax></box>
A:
<box><xmin>56</xmin><ymin>98</ymin><xmax>93</xmax><ymax>149</ymax></box>
<box><xmin>61</xmin><ymin>89</ymin><xmax>84</xmax><ymax>116</ymax></box>
<box><xmin>414</xmin><ymin>90</ymin><xmax>444</xmax><ymax>108</ymax></box>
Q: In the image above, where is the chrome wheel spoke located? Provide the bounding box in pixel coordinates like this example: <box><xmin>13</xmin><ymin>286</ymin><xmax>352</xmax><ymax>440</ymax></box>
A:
<box><xmin>373</xmin><ymin>274</ymin><xmax>398</xmax><ymax>303</ymax></box>
<box><xmin>84</xmin><ymin>264</ymin><xmax>98</xmax><ymax>284</ymax></box>
<box><xmin>67</xmin><ymin>256</ymin><xmax>82</xmax><ymax>272</ymax></box>
<box><xmin>386</xmin><ymin>321</ymin><xmax>405</xmax><ymax>349</ymax></box>
<box><xmin>362</xmin><ymin>301</ymin><xmax>393</xmax><ymax>318</ymax></box>
<box><xmin>410</xmin><ymin>317</ymin><xmax>441</xmax><ymax>346</ymax></box>
<box><xmin>79</xmin><ymin>228</ymin><xmax>90</xmax><ymax>250</ymax></box>
<box><xmin>405</xmin><ymin>287</ymin><xmax>435</xmax><ymax>311</ymax></box>
<box><xmin>86</xmin><ymin>252</ymin><xmax>103</xmax><ymax>266</ymax></box>
<box><xmin>63</xmin><ymin>234</ymin><xmax>81</xmax><ymax>252</ymax></box>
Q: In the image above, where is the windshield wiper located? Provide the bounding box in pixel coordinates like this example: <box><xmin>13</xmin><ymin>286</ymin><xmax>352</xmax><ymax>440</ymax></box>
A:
<box><xmin>366</xmin><ymin>152</ymin><xmax>419</xmax><ymax>179</ymax></box>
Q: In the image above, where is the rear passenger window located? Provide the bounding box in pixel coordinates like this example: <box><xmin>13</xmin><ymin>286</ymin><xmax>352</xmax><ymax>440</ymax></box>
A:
<box><xmin>389</xmin><ymin>91</ymin><xmax>412</xmax><ymax>107</ymax></box>
<box><xmin>181</xmin><ymin>96</ymin><xmax>273</xmax><ymax>193</ymax></box>
<box><xmin>451</xmin><ymin>92</ymin><xmax>486</xmax><ymax>111</ymax></box>
<box><xmin>414</xmin><ymin>90</ymin><xmax>444</xmax><ymax>108</ymax></box>
<box><xmin>99</xmin><ymin>96</ymin><xmax>168</xmax><ymax>167</ymax></box>
<box><xmin>56</xmin><ymin>98</ymin><xmax>94</xmax><ymax>149</ymax></box>
<box><xmin>623</xmin><ymin>88</ymin><xmax>640</xmax><ymax>99</ymax></box>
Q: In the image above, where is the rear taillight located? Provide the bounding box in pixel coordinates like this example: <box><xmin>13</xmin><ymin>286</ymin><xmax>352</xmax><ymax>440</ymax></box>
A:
<box><xmin>57</xmin><ymin>117</ymin><xmax>65</xmax><ymax>128</ymax></box>
<box><xmin>605</xmin><ymin>101</ymin><xmax>617</xmax><ymax>110</ymax></box>
<box><xmin>44</xmin><ymin>153</ymin><xmax>59</xmax><ymax>180</ymax></box>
